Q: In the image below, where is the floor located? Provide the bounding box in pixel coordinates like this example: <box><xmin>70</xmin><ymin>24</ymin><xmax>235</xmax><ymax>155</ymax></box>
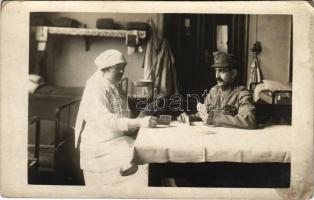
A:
<box><xmin>28</xmin><ymin>131</ymin><xmax>85</xmax><ymax>185</ymax></box>
<box><xmin>29</xmin><ymin>155</ymin><xmax>291</xmax><ymax>188</ymax></box>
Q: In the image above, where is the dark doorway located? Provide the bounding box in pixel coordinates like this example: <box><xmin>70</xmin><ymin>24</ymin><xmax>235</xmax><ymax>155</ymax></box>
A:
<box><xmin>164</xmin><ymin>14</ymin><xmax>248</xmax><ymax>98</ymax></box>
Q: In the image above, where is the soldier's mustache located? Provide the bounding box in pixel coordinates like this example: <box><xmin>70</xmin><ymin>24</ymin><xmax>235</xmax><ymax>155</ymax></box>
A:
<box><xmin>216</xmin><ymin>78</ymin><xmax>223</xmax><ymax>82</ymax></box>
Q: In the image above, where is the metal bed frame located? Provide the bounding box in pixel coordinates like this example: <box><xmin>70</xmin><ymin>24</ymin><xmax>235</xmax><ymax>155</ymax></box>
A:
<box><xmin>29</xmin><ymin>95</ymin><xmax>81</xmax><ymax>181</ymax></box>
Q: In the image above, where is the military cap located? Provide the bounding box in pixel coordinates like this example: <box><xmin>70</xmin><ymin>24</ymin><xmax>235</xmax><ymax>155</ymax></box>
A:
<box><xmin>210</xmin><ymin>51</ymin><xmax>237</xmax><ymax>69</ymax></box>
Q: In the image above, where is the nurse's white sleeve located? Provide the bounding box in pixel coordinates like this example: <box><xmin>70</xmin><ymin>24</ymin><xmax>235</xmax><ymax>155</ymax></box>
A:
<box><xmin>82</xmin><ymin>84</ymin><xmax>129</xmax><ymax>131</ymax></box>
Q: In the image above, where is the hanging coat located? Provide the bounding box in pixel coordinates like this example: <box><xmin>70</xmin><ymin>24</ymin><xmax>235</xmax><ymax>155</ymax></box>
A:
<box><xmin>142</xmin><ymin>19</ymin><xmax>179</xmax><ymax>96</ymax></box>
<box><xmin>143</xmin><ymin>19</ymin><xmax>161</xmax><ymax>84</ymax></box>
<box><xmin>154</xmin><ymin>40</ymin><xmax>179</xmax><ymax>95</ymax></box>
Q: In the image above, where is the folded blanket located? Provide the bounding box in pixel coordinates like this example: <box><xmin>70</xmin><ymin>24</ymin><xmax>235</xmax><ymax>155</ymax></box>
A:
<box><xmin>253</xmin><ymin>80</ymin><xmax>292</xmax><ymax>102</ymax></box>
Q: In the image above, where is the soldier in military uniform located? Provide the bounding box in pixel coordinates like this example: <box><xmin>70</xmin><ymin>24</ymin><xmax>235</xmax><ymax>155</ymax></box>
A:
<box><xmin>178</xmin><ymin>51</ymin><xmax>256</xmax><ymax>129</ymax></box>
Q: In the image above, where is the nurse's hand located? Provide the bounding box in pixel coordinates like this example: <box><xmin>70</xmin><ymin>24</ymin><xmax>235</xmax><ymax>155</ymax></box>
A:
<box><xmin>177</xmin><ymin>112</ymin><xmax>189</xmax><ymax>123</ymax></box>
<box><xmin>140</xmin><ymin>116</ymin><xmax>158</xmax><ymax>128</ymax></box>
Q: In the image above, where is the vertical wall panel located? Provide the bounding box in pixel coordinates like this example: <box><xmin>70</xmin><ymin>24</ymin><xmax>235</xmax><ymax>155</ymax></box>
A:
<box><xmin>247</xmin><ymin>15</ymin><xmax>292</xmax><ymax>84</ymax></box>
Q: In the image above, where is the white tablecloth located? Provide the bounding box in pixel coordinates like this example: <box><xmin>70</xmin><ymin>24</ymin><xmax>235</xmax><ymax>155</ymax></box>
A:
<box><xmin>133</xmin><ymin>122</ymin><xmax>291</xmax><ymax>164</ymax></box>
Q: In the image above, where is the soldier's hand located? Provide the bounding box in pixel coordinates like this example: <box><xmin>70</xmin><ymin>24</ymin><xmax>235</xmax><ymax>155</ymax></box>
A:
<box><xmin>140</xmin><ymin>116</ymin><xmax>158</xmax><ymax>128</ymax></box>
<box><xmin>199</xmin><ymin>110</ymin><xmax>214</xmax><ymax>125</ymax></box>
<box><xmin>196</xmin><ymin>103</ymin><xmax>205</xmax><ymax>113</ymax></box>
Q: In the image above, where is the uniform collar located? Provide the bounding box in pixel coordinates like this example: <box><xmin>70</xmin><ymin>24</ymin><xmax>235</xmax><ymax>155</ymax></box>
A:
<box><xmin>218</xmin><ymin>84</ymin><xmax>235</xmax><ymax>92</ymax></box>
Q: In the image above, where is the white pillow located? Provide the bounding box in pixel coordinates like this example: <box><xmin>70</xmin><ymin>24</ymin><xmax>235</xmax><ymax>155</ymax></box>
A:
<box><xmin>262</xmin><ymin>80</ymin><xmax>292</xmax><ymax>91</ymax></box>
<box><xmin>29</xmin><ymin>74</ymin><xmax>44</xmax><ymax>84</ymax></box>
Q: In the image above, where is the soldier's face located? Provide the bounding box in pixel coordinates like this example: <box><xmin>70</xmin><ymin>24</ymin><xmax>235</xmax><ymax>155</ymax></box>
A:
<box><xmin>215</xmin><ymin>68</ymin><xmax>237</xmax><ymax>87</ymax></box>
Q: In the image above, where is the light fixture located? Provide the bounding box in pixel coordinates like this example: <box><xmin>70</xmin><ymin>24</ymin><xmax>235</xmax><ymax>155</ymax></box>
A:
<box><xmin>184</xmin><ymin>18</ymin><xmax>191</xmax><ymax>36</ymax></box>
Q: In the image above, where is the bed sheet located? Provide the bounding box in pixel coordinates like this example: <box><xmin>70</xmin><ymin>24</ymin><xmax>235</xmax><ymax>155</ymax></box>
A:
<box><xmin>35</xmin><ymin>85</ymin><xmax>84</xmax><ymax>97</ymax></box>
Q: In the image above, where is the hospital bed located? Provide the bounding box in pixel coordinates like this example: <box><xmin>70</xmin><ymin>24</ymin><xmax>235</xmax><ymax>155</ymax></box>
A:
<box><xmin>28</xmin><ymin>78</ymin><xmax>128</xmax><ymax>184</ymax></box>
<box><xmin>28</xmin><ymin>95</ymin><xmax>81</xmax><ymax>173</ymax></box>
<box><xmin>33</xmin><ymin>85</ymin><xmax>84</xmax><ymax>97</ymax></box>
<box><xmin>250</xmin><ymin>80</ymin><xmax>292</xmax><ymax>125</ymax></box>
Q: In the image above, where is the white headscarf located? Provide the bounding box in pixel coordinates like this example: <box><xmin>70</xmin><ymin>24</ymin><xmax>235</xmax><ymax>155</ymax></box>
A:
<box><xmin>94</xmin><ymin>49</ymin><xmax>127</xmax><ymax>71</ymax></box>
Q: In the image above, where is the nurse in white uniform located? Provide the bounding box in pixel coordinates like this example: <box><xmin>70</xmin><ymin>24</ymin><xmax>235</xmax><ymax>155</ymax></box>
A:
<box><xmin>75</xmin><ymin>49</ymin><xmax>157</xmax><ymax>186</ymax></box>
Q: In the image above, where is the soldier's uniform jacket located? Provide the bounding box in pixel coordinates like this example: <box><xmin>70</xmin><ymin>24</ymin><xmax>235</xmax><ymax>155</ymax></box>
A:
<box><xmin>196</xmin><ymin>85</ymin><xmax>256</xmax><ymax>129</ymax></box>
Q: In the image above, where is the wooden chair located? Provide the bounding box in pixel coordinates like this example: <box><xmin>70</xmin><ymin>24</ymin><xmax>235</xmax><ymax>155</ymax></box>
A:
<box><xmin>28</xmin><ymin>116</ymin><xmax>41</xmax><ymax>181</ymax></box>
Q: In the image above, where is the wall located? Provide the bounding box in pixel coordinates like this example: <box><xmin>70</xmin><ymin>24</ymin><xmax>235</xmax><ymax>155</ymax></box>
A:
<box><xmin>247</xmin><ymin>15</ymin><xmax>292</xmax><ymax>85</ymax></box>
<box><xmin>32</xmin><ymin>14</ymin><xmax>292</xmax><ymax>90</ymax></box>
<box><xmin>32</xmin><ymin>13</ymin><xmax>162</xmax><ymax>89</ymax></box>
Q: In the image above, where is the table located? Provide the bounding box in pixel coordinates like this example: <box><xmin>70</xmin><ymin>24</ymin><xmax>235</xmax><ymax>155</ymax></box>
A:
<box><xmin>132</xmin><ymin>121</ymin><xmax>291</xmax><ymax>187</ymax></box>
<box><xmin>133</xmin><ymin>121</ymin><xmax>291</xmax><ymax>164</ymax></box>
